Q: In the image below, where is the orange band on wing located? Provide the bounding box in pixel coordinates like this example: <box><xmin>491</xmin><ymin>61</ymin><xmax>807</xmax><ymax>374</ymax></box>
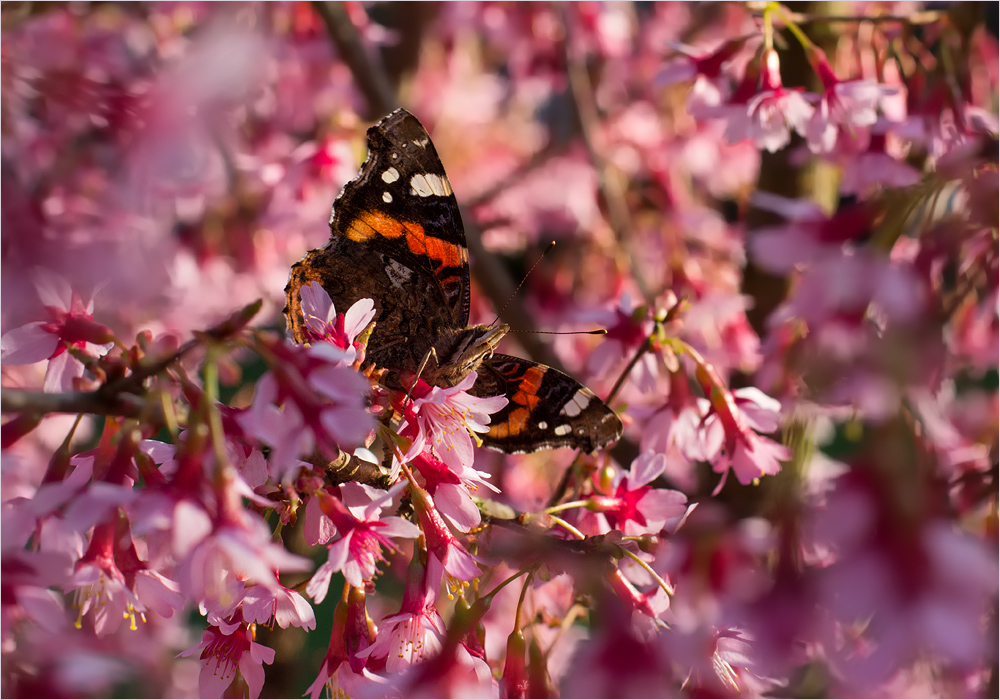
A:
<box><xmin>510</xmin><ymin>366</ymin><xmax>545</xmax><ymax>411</ymax></box>
<box><xmin>495</xmin><ymin>407</ymin><xmax>529</xmax><ymax>437</ymax></box>
<box><xmin>347</xmin><ymin>210</ymin><xmax>466</xmax><ymax>270</ymax></box>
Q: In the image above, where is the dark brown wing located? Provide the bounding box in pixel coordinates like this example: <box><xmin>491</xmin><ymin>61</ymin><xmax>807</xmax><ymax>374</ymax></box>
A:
<box><xmin>471</xmin><ymin>354</ymin><xmax>623</xmax><ymax>454</ymax></box>
<box><xmin>285</xmin><ymin>109</ymin><xmax>472</xmax><ymax>374</ymax></box>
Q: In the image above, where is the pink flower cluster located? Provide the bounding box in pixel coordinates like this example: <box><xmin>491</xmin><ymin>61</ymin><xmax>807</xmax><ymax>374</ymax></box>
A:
<box><xmin>2</xmin><ymin>3</ymin><xmax>996</xmax><ymax>699</ymax></box>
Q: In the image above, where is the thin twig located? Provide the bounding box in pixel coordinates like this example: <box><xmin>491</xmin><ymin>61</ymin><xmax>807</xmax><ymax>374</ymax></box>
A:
<box><xmin>463</xmin><ymin>139</ymin><xmax>569</xmax><ymax>210</ymax></box>
<box><xmin>560</xmin><ymin>5</ymin><xmax>651</xmax><ymax>302</ymax></box>
<box><xmin>777</xmin><ymin>10</ymin><xmax>946</xmax><ymax>26</ymax></box>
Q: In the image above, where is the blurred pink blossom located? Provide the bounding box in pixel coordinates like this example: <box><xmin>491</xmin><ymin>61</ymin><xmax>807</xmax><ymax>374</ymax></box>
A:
<box><xmin>1</xmin><ymin>271</ymin><xmax>114</xmax><ymax>392</ymax></box>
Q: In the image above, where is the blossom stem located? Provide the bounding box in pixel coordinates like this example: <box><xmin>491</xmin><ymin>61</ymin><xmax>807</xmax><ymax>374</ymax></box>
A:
<box><xmin>514</xmin><ymin>569</ymin><xmax>535</xmax><ymax>630</ymax></box>
<box><xmin>202</xmin><ymin>346</ymin><xmax>233</xmax><ymax>481</ymax></box>
<box><xmin>545</xmin><ymin>500</ymin><xmax>591</xmax><ymax>515</ymax></box>
<box><xmin>777</xmin><ymin>9</ymin><xmax>945</xmax><ymax>25</ymax></box>
<box><xmin>763</xmin><ymin>3</ymin><xmax>774</xmax><ymax>51</ymax></box>
<box><xmin>547</xmin><ymin>515</ymin><xmax>586</xmax><ymax>540</ymax></box>
<box><xmin>604</xmin><ymin>335</ymin><xmax>653</xmax><ymax>405</ymax></box>
<box><xmin>773</xmin><ymin>4</ymin><xmax>817</xmax><ymax>52</ymax></box>
<box><xmin>41</xmin><ymin>413</ymin><xmax>83</xmax><ymax>484</ymax></box>
<box><xmin>620</xmin><ymin>549</ymin><xmax>675</xmax><ymax>597</ymax></box>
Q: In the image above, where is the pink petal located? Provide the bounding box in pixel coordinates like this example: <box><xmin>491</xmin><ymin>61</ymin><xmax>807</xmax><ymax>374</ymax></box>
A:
<box><xmin>0</xmin><ymin>322</ymin><xmax>58</xmax><ymax>365</ymax></box>
<box><xmin>240</xmin><ymin>653</ymin><xmax>267</xmax><ymax>700</ymax></box>
<box><xmin>32</xmin><ymin>269</ymin><xmax>73</xmax><ymax>310</ymax></box>
<box><xmin>630</xmin><ymin>450</ymin><xmax>667</xmax><ymax>486</ymax></box>
<box><xmin>43</xmin><ymin>352</ymin><xmax>84</xmax><ymax>393</ymax></box>
<box><xmin>435</xmin><ymin>483</ymin><xmax>481</xmax><ymax>532</ymax></box>
<box><xmin>306</xmin><ymin>560</ymin><xmax>336</xmax><ymax>604</ymax></box>
<box><xmin>303</xmin><ymin>495</ymin><xmax>336</xmax><ymax>546</ymax></box>
<box><xmin>343</xmin><ymin>298</ymin><xmax>376</xmax><ymax>338</ymax></box>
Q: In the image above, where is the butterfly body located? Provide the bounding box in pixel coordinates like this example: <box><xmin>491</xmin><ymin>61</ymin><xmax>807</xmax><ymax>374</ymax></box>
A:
<box><xmin>285</xmin><ymin>108</ymin><xmax>622</xmax><ymax>454</ymax></box>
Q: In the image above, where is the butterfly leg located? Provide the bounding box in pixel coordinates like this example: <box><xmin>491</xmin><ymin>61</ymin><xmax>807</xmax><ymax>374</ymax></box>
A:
<box><xmin>401</xmin><ymin>347</ymin><xmax>440</xmax><ymax>415</ymax></box>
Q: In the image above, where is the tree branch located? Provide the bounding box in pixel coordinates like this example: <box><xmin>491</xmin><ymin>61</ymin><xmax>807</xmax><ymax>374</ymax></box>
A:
<box><xmin>312</xmin><ymin>1</ymin><xmax>396</xmax><ymax>118</ymax></box>
<box><xmin>1</xmin><ymin>387</ymin><xmax>157</xmax><ymax>420</ymax></box>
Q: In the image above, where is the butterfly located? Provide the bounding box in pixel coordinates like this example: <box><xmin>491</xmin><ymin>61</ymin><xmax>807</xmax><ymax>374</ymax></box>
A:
<box><xmin>285</xmin><ymin>108</ymin><xmax>622</xmax><ymax>454</ymax></box>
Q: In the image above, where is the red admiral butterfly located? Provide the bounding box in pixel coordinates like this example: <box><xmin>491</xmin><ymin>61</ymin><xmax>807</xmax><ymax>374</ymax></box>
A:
<box><xmin>285</xmin><ymin>109</ymin><xmax>622</xmax><ymax>454</ymax></box>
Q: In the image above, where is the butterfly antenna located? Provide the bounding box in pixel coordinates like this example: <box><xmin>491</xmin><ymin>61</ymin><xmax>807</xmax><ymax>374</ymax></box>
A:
<box><xmin>508</xmin><ymin>329</ymin><xmax>607</xmax><ymax>335</ymax></box>
<box><xmin>489</xmin><ymin>240</ymin><xmax>557</xmax><ymax>328</ymax></box>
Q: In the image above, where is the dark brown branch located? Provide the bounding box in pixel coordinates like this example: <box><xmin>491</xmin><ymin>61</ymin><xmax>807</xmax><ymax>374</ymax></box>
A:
<box><xmin>1</xmin><ymin>387</ymin><xmax>158</xmax><ymax>420</ymax></box>
<box><xmin>306</xmin><ymin>448</ymin><xmax>391</xmax><ymax>489</ymax></box>
<box><xmin>312</xmin><ymin>1</ymin><xmax>396</xmax><ymax>118</ymax></box>
<box><xmin>463</xmin><ymin>139</ymin><xmax>569</xmax><ymax>210</ymax></box>
<box><xmin>561</xmin><ymin>6</ymin><xmax>651</xmax><ymax>302</ymax></box>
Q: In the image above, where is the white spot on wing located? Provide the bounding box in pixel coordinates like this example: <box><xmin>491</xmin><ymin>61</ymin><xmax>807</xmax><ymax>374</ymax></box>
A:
<box><xmin>561</xmin><ymin>389</ymin><xmax>593</xmax><ymax>417</ymax></box>
<box><xmin>385</xmin><ymin>259</ymin><xmax>411</xmax><ymax>290</ymax></box>
<box><xmin>429</xmin><ymin>173</ymin><xmax>452</xmax><ymax>195</ymax></box>
<box><xmin>410</xmin><ymin>173</ymin><xmax>451</xmax><ymax>197</ymax></box>
<box><xmin>538</xmin><ymin>421</ymin><xmax>548</xmax><ymax>430</ymax></box>
<box><xmin>382</xmin><ymin>191</ymin><xmax>392</xmax><ymax>203</ymax></box>
<box><xmin>382</xmin><ymin>167</ymin><xmax>400</xmax><ymax>183</ymax></box>
<box><xmin>413</xmin><ymin>138</ymin><xmax>429</xmax><ymax>148</ymax></box>
<box><xmin>554</xmin><ymin>425</ymin><xmax>572</xmax><ymax>436</ymax></box>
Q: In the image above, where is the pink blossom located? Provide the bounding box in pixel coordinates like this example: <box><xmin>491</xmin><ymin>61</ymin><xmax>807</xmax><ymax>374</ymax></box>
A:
<box><xmin>725</xmin><ymin>50</ymin><xmax>815</xmax><ymax>153</ymax></box>
<box><xmin>0</xmin><ymin>271</ymin><xmax>114</xmax><ymax>392</ymax></box>
<box><xmin>698</xmin><ymin>384</ymin><xmax>790</xmax><ymax>490</ymax></box>
<box><xmin>587</xmin><ymin>451</ymin><xmax>690</xmax><ymax>536</ymax></box>
<box><xmin>399</xmin><ymin>371</ymin><xmax>508</xmax><ymax>474</ymax></box>
<box><xmin>748</xmin><ymin>194</ymin><xmax>874</xmax><ymax>274</ymax></box>
<box><xmin>641</xmin><ymin>379</ymin><xmax>709</xmax><ymax>464</ymax></box>
<box><xmin>305</xmin><ymin>659</ymin><xmax>394</xmax><ymax>700</ymax></box>
<box><xmin>587</xmin><ymin>292</ymin><xmax>657</xmax><ymax>391</ymax></box>
<box><xmin>307</xmin><ymin>486</ymin><xmax>420</xmax><ymax>601</ymax></box>
<box><xmin>66</xmin><ymin>558</ymin><xmax>143</xmax><ymax>637</ymax></box>
<box><xmin>235</xmin><ymin>373</ymin><xmax>315</xmax><ymax>482</ymax></box>
<box><xmin>1</xmin><ymin>504</ymin><xmax>72</xmax><ymax>639</ymax></box>
<box><xmin>240</xmin><ymin>583</ymin><xmax>316</xmax><ymax>631</ymax></box>
<box><xmin>840</xmin><ymin>131</ymin><xmax>921</xmax><ymax>194</ymax></box>
<box><xmin>236</xmin><ymin>338</ymin><xmax>375</xmax><ymax>476</ymax></box>
<box><xmin>805</xmin><ymin>52</ymin><xmax>899</xmax><ymax>154</ymax></box>
<box><xmin>658</xmin><ymin>38</ymin><xmax>752</xmax><ymax>115</ymax></box>
<box><xmin>305</xmin><ymin>584</ymin><xmax>394</xmax><ymax>698</ymax></box>
<box><xmin>179</xmin><ymin>622</ymin><xmax>275</xmax><ymax>699</ymax></box>
<box><xmin>411</xmin><ymin>482</ymin><xmax>482</xmax><ymax>582</ymax></box>
<box><xmin>410</xmin><ymin>451</ymin><xmax>499</xmax><ymax>532</ymax></box>
<box><xmin>298</xmin><ymin>283</ymin><xmax>376</xmax><ymax>366</ymax></box>
<box><xmin>355</xmin><ymin>555</ymin><xmax>447</xmax><ymax>673</ymax></box>
<box><xmin>173</xmin><ymin>504</ymin><xmax>312</xmax><ymax>611</ymax></box>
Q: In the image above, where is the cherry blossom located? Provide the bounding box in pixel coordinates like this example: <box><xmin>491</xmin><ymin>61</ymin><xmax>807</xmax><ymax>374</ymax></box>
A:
<box><xmin>0</xmin><ymin>271</ymin><xmax>114</xmax><ymax>392</ymax></box>
<box><xmin>585</xmin><ymin>451</ymin><xmax>691</xmax><ymax>536</ymax></box>
<box><xmin>726</xmin><ymin>49</ymin><xmax>815</xmax><ymax>153</ymax></box>
<box><xmin>805</xmin><ymin>50</ymin><xmax>899</xmax><ymax>154</ymax></box>
<box><xmin>399</xmin><ymin>372</ymin><xmax>508</xmax><ymax>474</ymax></box>
<box><xmin>306</xmin><ymin>486</ymin><xmax>421</xmax><ymax>601</ymax></box>
<box><xmin>297</xmin><ymin>282</ymin><xmax>376</xmax><ymax>366</ymax></box>
<box><xmin>179</xmin><ymin>622</ymin><xmax>275</xmax><ymax>699</ymax></box>
<box><xmin>355</xmin><ymin>555</ymin><xmax>447</xmax><ymax>673</ymax></box>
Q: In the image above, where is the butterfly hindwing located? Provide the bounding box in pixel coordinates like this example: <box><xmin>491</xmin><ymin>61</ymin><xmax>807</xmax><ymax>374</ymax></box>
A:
<box><xmin>472</xmin><ymin>354</ymin><xmax>624</xmax><ymax>454</ymax></box>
